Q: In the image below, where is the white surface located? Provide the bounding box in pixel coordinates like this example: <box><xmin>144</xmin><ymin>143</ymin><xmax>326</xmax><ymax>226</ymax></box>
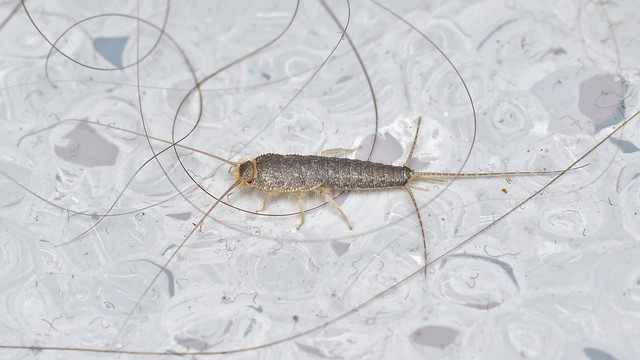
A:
<box><xmin>0</xmin><ymin>0</ymin><xmax>639</xmax><ymax>359</ymax></box>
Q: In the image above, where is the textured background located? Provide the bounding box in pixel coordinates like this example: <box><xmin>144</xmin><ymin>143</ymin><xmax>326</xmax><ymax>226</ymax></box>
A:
<box><xmin>0</xmin><ymin>0</ymin><xmax>639</xmax><ymax>359</ymax></box>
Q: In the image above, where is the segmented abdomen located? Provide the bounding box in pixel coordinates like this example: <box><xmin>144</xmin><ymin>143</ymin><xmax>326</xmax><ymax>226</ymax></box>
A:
<box><xmin>252</xmin><ymin>153</ymin><xmax>412</xmax><ymax>192</ymax></box>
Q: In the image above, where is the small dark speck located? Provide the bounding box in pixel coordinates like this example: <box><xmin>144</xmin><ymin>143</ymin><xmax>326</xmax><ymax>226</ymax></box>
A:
<box><xmin>261</xmin><ymin>72</ymin><xmax>271</xmax><ymax>81</ymax></box>
<box><xmin>550</xmin><ymin>47</ymin><xmax>567</xmax><ymax>56</ymax></box>
<box><xmin>501</xmin><ymin>188</ymin><xmax>507</xmax><ymax>194</ymax></box>
<box><xmin>337</xmin><ymin>75</ymin><xmax>353</xmax><ymax>83</ymax></box>
<box><xmin>293</xmin><ymin>315</ymin><xmax>299</xmax><ymax>322</ymax></box>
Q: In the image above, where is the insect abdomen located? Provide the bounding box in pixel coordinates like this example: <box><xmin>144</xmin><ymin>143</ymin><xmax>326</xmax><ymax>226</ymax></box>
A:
<box><xmin>251</xmin><ymin>154</ymin><xmax>412</xmax><ymax>192</ymax></box>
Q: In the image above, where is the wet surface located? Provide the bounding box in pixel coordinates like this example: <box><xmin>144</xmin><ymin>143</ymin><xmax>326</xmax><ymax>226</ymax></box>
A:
<box><xmin>0</xmin><ymin>1</ymin><xmax>639</xmax><ymax>359</ymax></box>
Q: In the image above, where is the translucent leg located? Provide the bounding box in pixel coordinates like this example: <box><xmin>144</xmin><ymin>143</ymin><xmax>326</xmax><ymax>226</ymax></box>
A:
<box><xmin>316</xmin><ymin>188</ymin><xmax>353</xmax><ymax>230</ymax></box>
<box><xmin>320</xmin><ymin>147</ymin><xmax>359</xmax><ymax>157</ymax></box>
<box><xmin>256</xmin><ymin>192</ymin><xmax>272</xmax><ymax>212</ymax></box>
<box><xmin>296</xmin><ymin>194</ymin><xmax>305</xmax><ymax>230</ymax></box>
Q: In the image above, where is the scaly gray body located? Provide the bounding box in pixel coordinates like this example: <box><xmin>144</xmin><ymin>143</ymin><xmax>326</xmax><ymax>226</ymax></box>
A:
<box><xmin>242</xmin><ymin>153</ymin><xmax>413</xmax><ymax>192</ymax></box>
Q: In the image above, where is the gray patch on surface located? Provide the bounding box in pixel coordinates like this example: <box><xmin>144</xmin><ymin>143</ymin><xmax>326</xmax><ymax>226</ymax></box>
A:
<box><xmin>133</xmin><ymin>259</ymin><xmax>175</xmax><ymax>297</ymax></box>
<box><xmin>172</xmin><ymin>337</ymin><xmax>211</xmax><ymax>352</ymax></box>
<box><xmin>611</xmin><ymin>138</ymin><xmax>640</xmax><ymax>153</ymax></box>
<box><xmin>166</xmin><ymin>212</ymin><xmax>192</xmax><ymax>221</ymax></box>
<box><xmin>583</xmin><ymin>347</ymin><xmax>618</xmax><ymax>360</ymax></box>
<box><xmin>54</xmin><ymin>123</ymin><xmax>119</xmax><ymax>167</ymax></box>
<box><xmin>297</xmin><ymin>342</ymin><xmax>334</xmax><ymax>359</ymax></box>
<box><xmin>93</xmin><ymin>36</ymin><xmax>129</xmax><ymax>68</ymax></box>
<box><xmin>464</xmin><ymin>301</ymin><xmax>501</xmax><ymax>310</ymax></box>
<box><xmin>357</xmin><ymin>131</ymin><xmax>404</xmax><ymax>164</ymax></box>
<box><xmin>578</xmin><ymin>74</ymin><xmax>626</xmax><ymax>133</ymax></box>
<box><xmin>548</xmin><ymin>47</ymin><xmax>567</xmax><ymax>56</ymax></box>
<box><xmin>331</xmin><ymin>241</ymin><xmax>350</xmax><ymax>256</ymax></box>
<box><xmin>411</xmin><ymin>325</ymin><xmax>458</xmax><ymax>348</ymax></box>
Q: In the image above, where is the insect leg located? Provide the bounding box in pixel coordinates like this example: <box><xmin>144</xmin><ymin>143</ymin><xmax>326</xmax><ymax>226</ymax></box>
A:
<box><xmin>404</xmin><ymin>184</ymin><xmax>428</xmax><ymax>276</ymax></box>
<box><xmin>320</xmin><ymin>147</ymin><xmax>359</xmax><ymax>157</ymax></box>
<box><xmin>407</xmin><ymin>183</ymin><xmax>431</xmax><ymax>192</ymax></box>
<box><xmin>407</xmin><ymin>175</ymin><xmax>447</xmax><ymax>190</ymax></box>
<box><xmin>256</xmin><ymin>192</ymin><xmax>273</xmax><ymax>212</ymax></box>
<box><xmin>315</xmin><ymin>188</ymin><xmax>353</xmax><ymax>230</ymax></box>
<box><xmin>296</xmin><ymin>193</ymin><xmax>306</xmax><ymax>230</ymax></box>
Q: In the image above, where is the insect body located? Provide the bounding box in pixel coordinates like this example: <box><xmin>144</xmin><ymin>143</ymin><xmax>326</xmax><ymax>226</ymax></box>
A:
<box><xmin>234</xmin><ymin>152</ymin><xmax>417</xmax><ymax>232</ymax></box>
<box><xmin>237</xmin><ymin>153</ymin><xmax>413</xmax><ymax>192</ymax></box>
<box><xmin>228</xmin><ymin>117</ymin><xmax>437</xmax><ymax>270</ymax></box>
